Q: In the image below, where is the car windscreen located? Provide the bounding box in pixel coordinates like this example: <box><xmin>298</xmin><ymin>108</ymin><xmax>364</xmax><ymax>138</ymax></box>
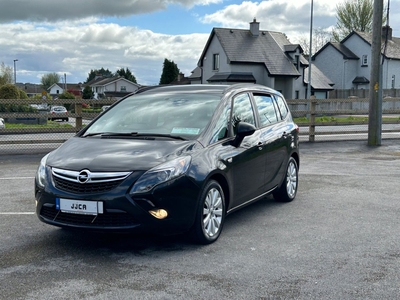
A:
<box><xmin>84</xmin><ymin>92</ymin><xmax>221</xmax><ymax>140</ymax></box>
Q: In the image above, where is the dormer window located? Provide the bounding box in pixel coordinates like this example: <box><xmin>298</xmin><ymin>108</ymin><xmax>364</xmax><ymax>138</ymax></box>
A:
<box><xmin>213</xmin><ymin>54</ymin><xmax>220</xmax><ymax>71</ymax></box>
<box><xmin>294</xmin><ymin>55</ymin><xmax>300</xmax><ymax>71</ymax></box>
<box><xmin>362</xmin><ymin>55</ymin><xmax>368</xmax><ymax>66</ymax></box>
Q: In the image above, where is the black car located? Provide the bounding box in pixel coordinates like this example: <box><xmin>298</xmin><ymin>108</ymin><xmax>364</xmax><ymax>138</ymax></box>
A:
<box><xmin>35</xmin><ymin>84</ymin><xmax>299</xmax><ymax>244</ymax></box>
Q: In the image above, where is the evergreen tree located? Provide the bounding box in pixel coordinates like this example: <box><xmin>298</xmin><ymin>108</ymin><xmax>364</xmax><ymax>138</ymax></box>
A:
<box><xmin>85</xmin><ymin>68</ymin><xmax>113</xmax><ymax>83</ymax></box>
<box><xmin>116</xmin><ymin>67</ymin><xmax>137</xmax><ymax>83</ymax></box>
<box><xmin>159</xmin><ymin>59</ymin><xmax>179</xmax><ymax>85</ymax></box>
<box><xmin>82</xmin><ymin>85</ymin><xmax>94</xmax><ymax>99</ymax></box>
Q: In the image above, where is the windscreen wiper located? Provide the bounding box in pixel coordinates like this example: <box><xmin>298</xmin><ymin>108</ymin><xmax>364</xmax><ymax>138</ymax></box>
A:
<box><xmin>83</xmin><ymin>132</ymin><xmax>187</xmax><ymax>140</ymax></box>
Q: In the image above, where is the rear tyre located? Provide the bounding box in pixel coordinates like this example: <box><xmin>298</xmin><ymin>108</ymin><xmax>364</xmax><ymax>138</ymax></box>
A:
<box><xmin>273</xmin><ymin>157</ymin><xmax>298</xmax><ymax>202</ymax></box>
<box><xmin>191</xmin><ymin>180</ymin><xmax>226</xmax><ymax>244</ymax></box>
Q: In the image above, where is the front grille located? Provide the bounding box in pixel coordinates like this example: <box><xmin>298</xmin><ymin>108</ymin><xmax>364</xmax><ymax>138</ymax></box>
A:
<box><xmin>53</xmin><ymin>176</ymin><xmax>123</xmax><ymax>194</ymax></box>
<box><xmin>51</xmin><ymin>167</ymin><xmax>132</xmax><ymax>194</ymax></box>
<box><xmin>40</xmin><ymin>206</ymin><xmax>137</xmax><ymax>227</ymax></box>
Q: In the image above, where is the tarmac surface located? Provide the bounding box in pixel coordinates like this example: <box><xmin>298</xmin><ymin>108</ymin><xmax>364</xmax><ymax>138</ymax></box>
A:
<box><xmin>0</xmin><ymin>139</ymin><xmax>400</xmax><ymax>299</ymax></box>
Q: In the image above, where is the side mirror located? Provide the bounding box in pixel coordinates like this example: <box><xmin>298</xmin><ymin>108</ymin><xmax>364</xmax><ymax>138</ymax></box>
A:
<box><xmin>231</xmin><ymin>122</ymin><xmax>256</xmax><ymax>147</ymax></box>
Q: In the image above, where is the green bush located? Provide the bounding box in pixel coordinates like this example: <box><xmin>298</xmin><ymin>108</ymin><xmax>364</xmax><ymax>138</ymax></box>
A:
<box><xmin>0</xmin><ymin>84</ymin><xmax>19</xmax><ymax>99</ymax></box>
<box><xmin>0</xmin><ymin>103</ymin><xmax>36</xmax><ymax>113</ymax></box>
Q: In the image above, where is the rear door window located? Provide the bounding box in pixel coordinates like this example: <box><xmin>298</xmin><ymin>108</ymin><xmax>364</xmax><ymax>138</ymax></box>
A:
<box><xmin>253</xmin><ymin>94</ymin><xmax>279</xmax><ymax>126</ymax></box>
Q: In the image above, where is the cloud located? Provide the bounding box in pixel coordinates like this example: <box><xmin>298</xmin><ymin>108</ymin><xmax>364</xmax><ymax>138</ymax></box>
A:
<box><xmin>0</xmin><ymin>0</ymin><xmax>223</xmax><ymax>23</ymax></box>
<box><xmin>200</xmin><ymin>0</ymin><xmax>338</xmax><ymax>42</ymax></box>
<box><xmin>0</xmin><ymin>21</ymin><xmax>208</xmax><ymax>85</ymax></box>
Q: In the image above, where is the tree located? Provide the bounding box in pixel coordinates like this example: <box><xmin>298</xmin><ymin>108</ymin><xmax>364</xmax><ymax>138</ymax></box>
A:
<box><xmin>19</xmin><ymin>89</ymin><xmax>29</xmax><ymax>99</ymax></box>
<box><xmin>82</xmin><ymin>85</ymin><xmax>94</xmax><ymax>99</ymax></box>
<box><xmin>58</xmin><ymin>91</ymin><xmax>75</xmax><ymax>99</ymax></box>
<box><xmin>85</xmin><ymin>68</ymin><xmax>113</xmax><ymax>83</ymax></box>
<box><xmin>0</xmin><ymin>62</ymin><xmax>13</xmax><ymax>86</ymax></box>
<box><xmin>0</xmin><ymin>83</ymin><xmax>19</xmax><ymax>99</ymax></box>
<box><xmin>297</xmin><ymin>28</ymin><xmax>331</xmax><ymax>56</ymax></box>
<box><xmin>159</xmin><ymin>59</ymin><xmax>180</xmax><ymax>85</ymax></box>
<box><xmin>332</xmin><ymin>0</ymin><xmax>386</xmax><ymax>42</ymax></box>
<box><xmin>41</xmin><ymin>72</ymin><xmax>61</xmax><ymax>91</ymax></box>
<box><xmin>116</xmin><ymin>67</ymin><xmax>137</xmax><ymax>83</ymax></box>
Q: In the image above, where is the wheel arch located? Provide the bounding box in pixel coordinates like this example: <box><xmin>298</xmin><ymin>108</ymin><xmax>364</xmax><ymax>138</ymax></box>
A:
<box><xmin>207</xmin><ymin>173</ymin><xmax>230</xmax><ymax>211</ymax></box>
<box><xmin>291</xmin><ymin>151</ymin><xmax>300</xmax><ymax>169</ymax></box>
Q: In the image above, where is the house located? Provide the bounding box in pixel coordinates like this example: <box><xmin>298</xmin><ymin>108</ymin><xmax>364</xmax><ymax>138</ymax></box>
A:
<box><xmin>312</xmin><ymin>26</ymin><xmax>400</xmax><ymax>91</ymax></box>
<box><xmin>194</xmin><ymin>19</ymin><xmax>334</xmax><ymax>99</ymax></box>
<box><xmin>15</xmin><ymin>83</ymin><xmax>46</xmax><ymax>98</ymax></box>
<box><xmin>86</xmin><ymin>76</ymin><xmax>141</xmax><ymax>100</ymax></box>
<box><xmin>48</xmin><ymin>83</ymin><xmax>84</xmax><ymax>98</ymax></box>
<box><xmin>170</xmin><ymin>72</ymin><xmax>191</xmax><ymax>85</ymax></box>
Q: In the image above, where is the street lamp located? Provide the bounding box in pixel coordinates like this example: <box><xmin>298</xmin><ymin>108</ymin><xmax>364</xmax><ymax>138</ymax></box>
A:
<box><xmin>13</xmin><ymin>59</ymin><xmax>18</xmax><ymax>85</ymax></box>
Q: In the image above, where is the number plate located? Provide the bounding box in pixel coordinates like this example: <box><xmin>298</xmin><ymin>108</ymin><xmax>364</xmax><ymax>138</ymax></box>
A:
<box><xmin>58</xmin><ymin>198</ymin><xmax>103</xmax><ymax>215</ymax></box>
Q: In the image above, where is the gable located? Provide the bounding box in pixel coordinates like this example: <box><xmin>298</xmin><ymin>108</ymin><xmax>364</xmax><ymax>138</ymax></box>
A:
<box><xmin>199</xmin><ymin>27</ymin><xmax>300</xmax><ymax>77</ymax></box>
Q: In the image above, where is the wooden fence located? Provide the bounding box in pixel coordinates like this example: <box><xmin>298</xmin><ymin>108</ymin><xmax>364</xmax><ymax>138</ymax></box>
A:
<box><xmin>1</xmin><ymin>97</ymin><xmax>400</xmax><ymax>147</ymax></box>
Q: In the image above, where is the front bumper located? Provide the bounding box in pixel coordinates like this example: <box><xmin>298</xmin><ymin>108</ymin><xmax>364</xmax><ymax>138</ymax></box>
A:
<box><xmin>34</xmin><ymin>169</ymin><xmax>201</xmax><ymax>235</ymax></box>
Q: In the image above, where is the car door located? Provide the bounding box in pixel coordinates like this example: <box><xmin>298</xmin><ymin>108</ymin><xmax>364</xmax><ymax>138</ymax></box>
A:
<box><xmin>223</xmin><ymin>92</ymin><xmax>267</xmax><ymax>208</ymax></box>
<box><xmin>252</xmin><ymin>93</ymin><xmax>290</xmax><ymax>191</ymax></box>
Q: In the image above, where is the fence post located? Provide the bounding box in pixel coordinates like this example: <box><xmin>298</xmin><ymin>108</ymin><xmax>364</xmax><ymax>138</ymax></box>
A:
<box><xmin>75</xmin><ymin>101</ymin><xmax>83</xmax><ymax>131</ymax></box>
<box><xmin>309</xmin><ymin>96</ymin><xmax>316</xmax><ymax>142</ymax></box>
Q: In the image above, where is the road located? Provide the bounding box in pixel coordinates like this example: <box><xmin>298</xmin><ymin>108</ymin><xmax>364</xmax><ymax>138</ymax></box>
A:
<box><xmin>1</xmin><ymin>140</ymin><xmax>400</xmax><ymax>299</ymax></box>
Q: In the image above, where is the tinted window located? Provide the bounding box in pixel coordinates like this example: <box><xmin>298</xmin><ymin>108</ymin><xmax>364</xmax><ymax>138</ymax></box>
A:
<box><xmin>275</xmin><ymin>95</ymin><xmax>289</xmax><ymax>120</ymax></box>
<box><xmin>253</xmin><ymin>94</ymin><xmax>279</xmax><ymax>126</ymax></box>
<box><xmin>232</xmin><ymin>93</ymin><xmax>255</xmax><ymax>134</ymax></box>
<box><xmin>210</xmin><ymin>103</ymin><xmax>230</xmax><ymax>144</ymax></box>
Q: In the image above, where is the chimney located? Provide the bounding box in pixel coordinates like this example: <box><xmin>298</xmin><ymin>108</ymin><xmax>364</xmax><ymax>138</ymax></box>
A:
<box><xmin>250</xmin><ymin>18</ymin><xmax>259</xmax><ymax>37</ymax></box>
<box><xmin>382</xmin><ymin>25</ymin><xmax>392</xmax><ymax>40</ymax></box>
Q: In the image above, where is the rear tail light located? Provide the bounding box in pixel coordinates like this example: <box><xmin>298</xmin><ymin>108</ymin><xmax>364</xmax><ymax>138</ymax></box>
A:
<box><xmin>295</xmin><ymin>124</ymin><xmax>299</xmax><ymax>132</ymax></box>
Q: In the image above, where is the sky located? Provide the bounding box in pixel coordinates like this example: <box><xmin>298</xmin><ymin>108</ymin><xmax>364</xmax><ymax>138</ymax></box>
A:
<box><xmin>1</xmin><ymin>0</ymin><xmax>399</xmax><ymax>86</ymax></box>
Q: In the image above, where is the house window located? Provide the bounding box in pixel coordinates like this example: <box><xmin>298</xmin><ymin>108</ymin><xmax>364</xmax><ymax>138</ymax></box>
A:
<box><xmin>56</xmin><ymin>90</ymin><xmax>59</xmax><ymax>94</ymax></box>
<box><xmin>213</xmin><ymin>54</ymin><xmax>220</xmax><ymax>71</ymax></box>
<box><xmin>121</xmin><ymin>86</ymin><xmax>126</xmax><ymax>91</ymax></box>
<box><xmin>295</xmin><ymin>91</ymin><xmax>299</xmax><ymax>99</ymax></box>
<box><xmin>294</xmin><ymin>55</ymin><xmax>300</xmax><ymax>71</ymax></box>
<box><xmin>362</xmin><ymin>55</ymin><xmax>368</xmax><ymax>66</ymax></box>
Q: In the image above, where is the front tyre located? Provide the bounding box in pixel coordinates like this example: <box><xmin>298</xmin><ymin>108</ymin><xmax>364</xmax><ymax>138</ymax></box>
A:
<box><xmin>273</xmin><ymin>157</ymin><xmax>298</xmax><ymax>202</ymax></box>
<box><xmin>191</xmin><ymin>180</ymin><xmax>226</xmax><ymax>244</ymax></box>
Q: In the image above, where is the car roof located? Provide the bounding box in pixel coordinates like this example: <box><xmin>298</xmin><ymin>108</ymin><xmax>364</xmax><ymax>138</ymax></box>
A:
<box><xmin>134</xmin><ymin>83</ymin><xmax>282</xmax><ymax>97</ymax></box>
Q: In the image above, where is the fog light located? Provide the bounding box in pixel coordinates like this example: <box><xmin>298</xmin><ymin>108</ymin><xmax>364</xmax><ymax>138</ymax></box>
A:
<box><xmin>149</xmin><ymin>209</ymin><xmax>168</xmax><ymax>219</ymax></box>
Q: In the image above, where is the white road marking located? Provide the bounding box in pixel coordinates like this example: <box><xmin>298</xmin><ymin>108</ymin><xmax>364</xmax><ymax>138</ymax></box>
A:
<box><xmin>0</xmin><ymin>177</ymin><xmax>35</xmax><ymax>180</ymax></box>
<box><xmin>0</xmin><ymin>212</ymin><xmax>35</xmax><ymax>215</ymax></box>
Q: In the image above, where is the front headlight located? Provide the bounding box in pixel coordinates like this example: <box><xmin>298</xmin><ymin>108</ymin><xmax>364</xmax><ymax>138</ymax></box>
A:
<box><xmin>130</xmin><ymin>156</ymin><xmax>191</xmax><ymax>194</ymax></box>
<box><xmin>36</xmin><ymin>153</ymin><xmax>50</xmax><ymax>188</ymax></box>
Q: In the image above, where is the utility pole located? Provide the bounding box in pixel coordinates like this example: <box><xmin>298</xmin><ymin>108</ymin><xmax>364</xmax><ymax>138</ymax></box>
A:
<box><xmin>307</xmin><ymin>0</ymin><xmax>314</xmax><ymax>99</ymax></box>
<box><xmin>368</xmin><ymin>0</ymin><xmax>383</xmax><ymax>146</ymax></box>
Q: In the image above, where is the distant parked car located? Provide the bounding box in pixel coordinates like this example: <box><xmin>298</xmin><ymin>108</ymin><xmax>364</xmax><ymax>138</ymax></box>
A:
<box><xmin>49</xmin><ymin>106</ymin><xmax>68</xmax><ymax>122</ymax></box>
<box><xmin>0</xmin><ymin>118</ymin><xmax>5</xmax><ymax>129</ymax></box>
<box><xmin>101</xmin><ymin>105</ymin><xmax>110</xmax><ymax>112</ymax></box>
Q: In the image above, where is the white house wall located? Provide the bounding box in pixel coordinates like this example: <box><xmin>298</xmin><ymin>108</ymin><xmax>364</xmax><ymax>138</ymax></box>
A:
<box><xmin>49</xmin><ymin>85</ymin><xmax>64</xmax><ymax>95</ymax></box>
<box><xmin>314</xmin><ymin>46</ymin><xmax>347</xmax><ymax>89</ymax></box>
<box><xmin>382</xmin><ymin>58</ymin><xmax>400</xmax><ymax>89</ymax></box>
<box><xmin>202</xmin><ymin>37</ymin><xmax>228</xmax><ymax>84</ymax></box>
<box><xmin>342</xmin><ymin>35</ymin><xmax>371</xmax><ymax>85</ymax></box>
<box><xmin>104</xmin><ymin>80</ymin><xmax>138</xmax><ymax>92</ymax></box>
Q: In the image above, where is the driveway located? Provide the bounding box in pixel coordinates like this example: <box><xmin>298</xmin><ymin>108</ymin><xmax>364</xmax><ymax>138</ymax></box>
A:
<box><xmin>1</xmin><ymin>140</ymin><xmax>400</xmax><ymax>299</ymax></box>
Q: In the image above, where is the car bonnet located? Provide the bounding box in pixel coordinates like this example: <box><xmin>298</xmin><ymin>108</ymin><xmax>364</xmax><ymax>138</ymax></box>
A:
<box><xmin>46</xmin><ymin>136</ymin><xmax>200</xmax><ymax>172</ymax></box>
